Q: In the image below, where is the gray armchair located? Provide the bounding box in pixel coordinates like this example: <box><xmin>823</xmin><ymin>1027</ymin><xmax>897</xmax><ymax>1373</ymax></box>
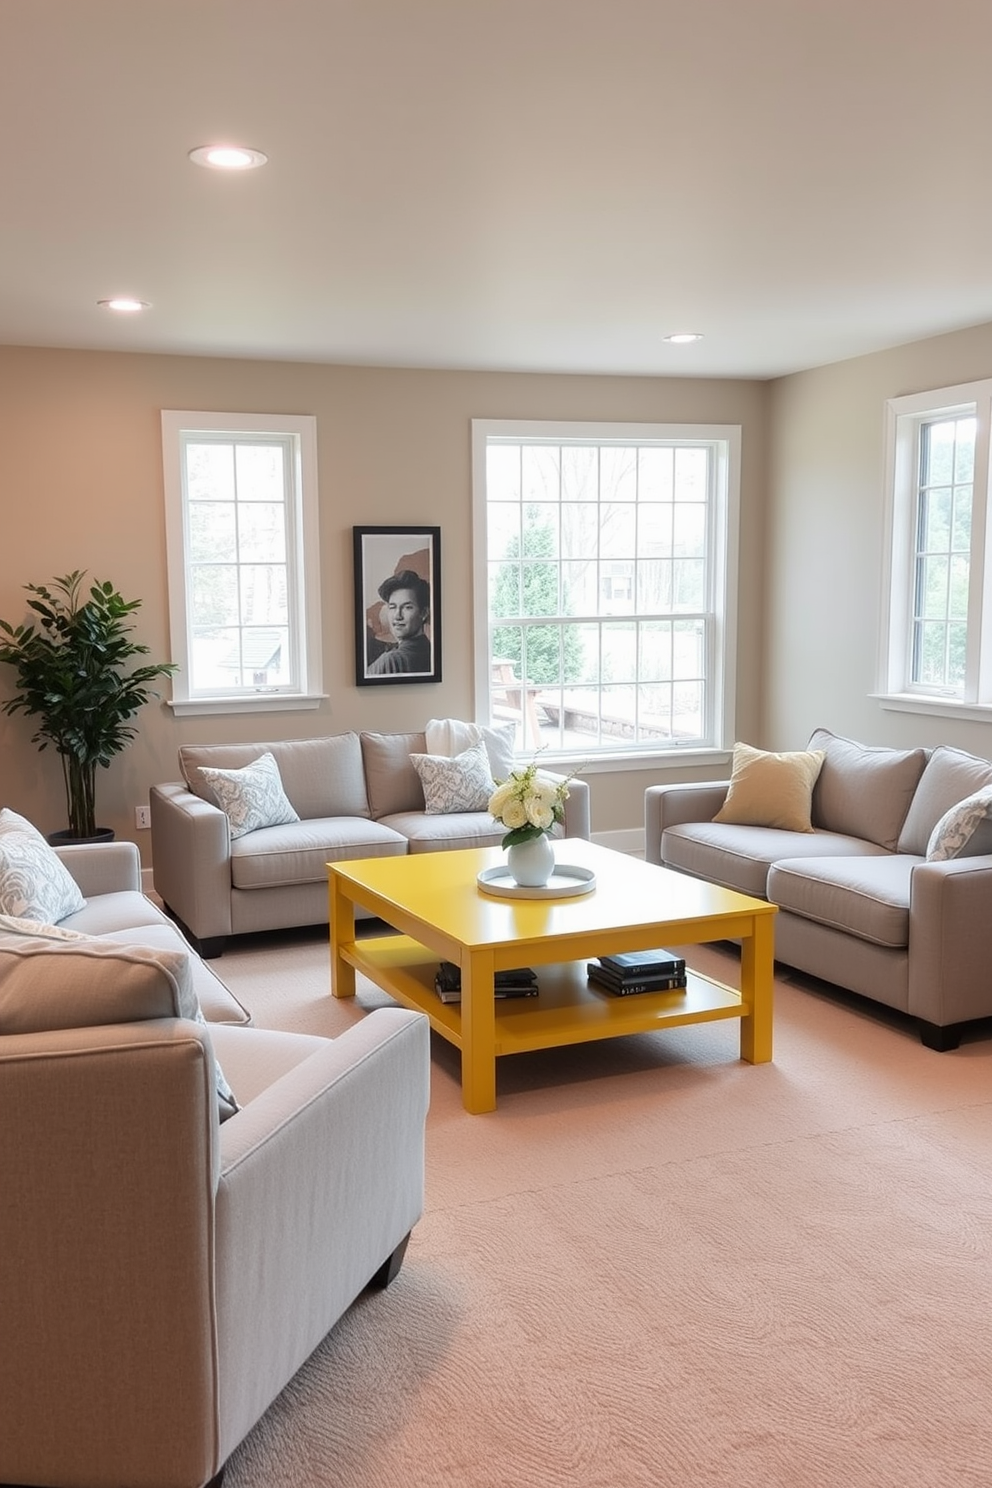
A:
<box><xmin>0</xmin><ymin>997</ymin><xmax>430</xmax><ymax>1488</ymax></box>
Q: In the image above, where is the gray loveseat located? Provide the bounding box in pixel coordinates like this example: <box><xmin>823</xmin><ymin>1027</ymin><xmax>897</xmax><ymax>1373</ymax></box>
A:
<box><xmin>151</xmin><ymin>729</ymin><xmax>591</xmax><ymax>956</ymax></box>
<box><xmin>0</xmin><ymin>837</ymin><xmax>430</xmax><ymax>1488</ymax></box>
<box><xmin>645</xmin><ymin>728</ymin><xmax>992</xmax><ymax>1050</ymax></box>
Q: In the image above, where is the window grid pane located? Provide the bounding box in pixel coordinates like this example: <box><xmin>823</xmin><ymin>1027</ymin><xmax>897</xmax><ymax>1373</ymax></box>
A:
<box><xmin>483</xmin><ymin>434</ymin><xmax>721</xmax><ymax>753</ymax></box>
<box><xmin>183</xmin><ymin>435</ymin><xmax>294</xmax><ymax>694</ymax></box>
<box><xmin>911</xmin><ymin>416</ymin><xmax>975</xmax><ymax>692</ymax></box>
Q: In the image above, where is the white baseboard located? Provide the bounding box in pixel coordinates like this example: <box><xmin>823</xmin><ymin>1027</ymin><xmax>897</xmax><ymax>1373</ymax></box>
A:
<box><xmin>590</xmin><ymin>827</ymin><xmax>644</xmax><ymax>857</ymax></box>
<box><xmin>141</xmin><ymin>867</ymin><xmax>155</xmax><ymax>895</ymax></box>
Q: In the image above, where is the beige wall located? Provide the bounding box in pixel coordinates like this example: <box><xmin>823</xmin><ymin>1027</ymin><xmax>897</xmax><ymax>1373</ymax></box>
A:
<box><xmin>766</xmin><ymin>320</ymin><xmax>992</xmax><ymax>755</ymax></box>
<box><xmin>0</xmin><ymin>347</ymin><xmax>769</xmax><ymax>859</ymax></box>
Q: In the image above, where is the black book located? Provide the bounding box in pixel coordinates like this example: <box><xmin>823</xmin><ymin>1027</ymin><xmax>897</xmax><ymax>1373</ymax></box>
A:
<box><xmin>587</xmin><ymin>963</ymin><xmax>688</xmax><ymax>996</ymax></box>
<box><xmin>598</xmin><ymin>947</ymin><xmax>686</xmax><ymax>977</ymax></box>
<box><xmin>435</xmin><ymin>961</ymin><xmax>539</xmax><ymax>1005</ymax></box>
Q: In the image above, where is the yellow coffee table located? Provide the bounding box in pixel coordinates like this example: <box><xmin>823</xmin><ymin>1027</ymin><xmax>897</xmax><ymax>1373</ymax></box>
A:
<box><xmin>329</xmin><ymin>838</ymin><xmax>776</xmax><ymax>1114</ymax></box>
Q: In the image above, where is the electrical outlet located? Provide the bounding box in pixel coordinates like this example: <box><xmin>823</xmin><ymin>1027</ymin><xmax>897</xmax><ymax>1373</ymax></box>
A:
<box><xmin>135</xmin><ymin>805</ymin><xmax>151</xmax><ymax>830</ymax></box>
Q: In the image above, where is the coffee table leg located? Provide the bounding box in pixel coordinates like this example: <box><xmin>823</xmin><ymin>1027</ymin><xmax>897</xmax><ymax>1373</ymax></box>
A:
<box><xmin>329</xmin><ymin>873</ymin><xmax>356</xmax><ymax>999</ymax></box>
<box><xmin>459</xmin><ymin>950</ymin><xmax>497</xmax><ymax>1114</ymax></box>
<box><xmin>739</xmin><ymin>912</ymin><xmax>774</xmax><ymax>1063</ymax></box>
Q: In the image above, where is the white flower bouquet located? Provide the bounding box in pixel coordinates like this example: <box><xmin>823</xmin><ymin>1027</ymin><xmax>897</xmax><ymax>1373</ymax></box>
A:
<box><xmin>488</xmin><ymin>759</ymin><xmax>571</xmax><ymax>849</ymax></box>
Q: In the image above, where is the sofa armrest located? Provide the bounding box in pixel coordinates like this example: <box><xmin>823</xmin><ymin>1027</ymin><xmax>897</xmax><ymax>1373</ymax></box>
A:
<box><xmin>54</xmin><ymin>839</ymin><xmax>142</xmax><ymax>896</ymax></box>
<box><xmin>212</xmin><ymin>1007</ymin><xmax>430</xmax><ymax>1458</ymax></box>
<box><xmin>0</xmin><ymin>1019</ymin><xmax>221</xmax><ymax>1488</ymax></box>
<box><xmin>909</xmin><ymin>855</ymin><xmax>992</xmax><ymax>1027</ymax></box>
<box><xmin>644</xmin><ymin>781</ymin><xmax>730</xmax><ymax>864</ymax></box>
<box><xmin>558</xmin><ymin>773</ymin><xmax>591</xmax><ymax>839</ymax></box>
<box><xmin>150</xmin><ymin>782</ymin><xmax>233</xmax><ymax>943</ymax></box>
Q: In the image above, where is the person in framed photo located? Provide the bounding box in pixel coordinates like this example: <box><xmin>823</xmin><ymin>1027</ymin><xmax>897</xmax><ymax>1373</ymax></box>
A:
<box><xmin>366</xmin><ymin>569</ymin><xmax>432</xmax><ymax>676</ymax></box>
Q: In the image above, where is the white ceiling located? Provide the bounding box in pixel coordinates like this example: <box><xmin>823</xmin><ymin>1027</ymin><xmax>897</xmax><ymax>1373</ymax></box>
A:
<box><xmin>5</xmin><ymin>0</ymin><xmax>992</xmax><ymax>381</ymax></box>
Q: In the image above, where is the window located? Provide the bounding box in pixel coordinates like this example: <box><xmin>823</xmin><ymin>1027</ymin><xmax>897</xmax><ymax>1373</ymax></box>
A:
<box><xmin>471</xmin><ymin>420</ymin><xmax>740</xmax><ymax>762</ymax></box>
<box><xmin>161</xmin><ymin>411</ymin><xmax>323</xmax><ymax>715</ymax></box>
<box><xmin>879</xmin><ymin>381</ymin><xmax>992</xmax><ymax>719</ymax></box>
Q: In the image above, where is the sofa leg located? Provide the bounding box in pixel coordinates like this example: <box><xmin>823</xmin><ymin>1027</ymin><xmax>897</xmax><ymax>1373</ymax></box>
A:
<box><xmin>368</xmin><ymin>1232</ymin><xmax>411</xmax><ymax>1289</ymax></box>
<box><xmin>161</xmin><ymin>904</ymin><xmax>226</xmax><ymax>960</ymax></box>
<box><xmin>192</xmin><ymin>935</ymin><xmax>226</xmax><ymax>960</ymax></box>
<box><xmin>918</xmin><ymin>1019</ymin><xmax>962</xmax><ymax>1052</ymax></box>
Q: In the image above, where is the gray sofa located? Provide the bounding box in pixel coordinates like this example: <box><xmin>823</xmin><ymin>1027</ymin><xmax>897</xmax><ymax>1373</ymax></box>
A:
<box><xmin>0</xmin><ymin>838</ymin><xmax>430</xmax><ymax>1488</ymax></box>
<box><xmin>151</xmin><ymin>729</ymin><xmax>591</xmax><ymax>957</ymax></box>
<box><xmin>645</xmin><ymin>728</ymin><xmax>992</xmax><ymax>1050</ymax></box>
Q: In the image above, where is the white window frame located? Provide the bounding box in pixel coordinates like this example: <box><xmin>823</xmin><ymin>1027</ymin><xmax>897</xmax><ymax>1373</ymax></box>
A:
<box><xmin>471</xmin><ymin>418</ymin><xmax>741</xmax><ymax>769</ymax></box>
<box><xmin>876</xmin><ymin>380</ymin><xmax>992</xmax><ymax>722</ymax></box>
<box><xmin>161</xmin><ymin>410</ymin><xmax>324</xmax><ymax>716</ymax></box>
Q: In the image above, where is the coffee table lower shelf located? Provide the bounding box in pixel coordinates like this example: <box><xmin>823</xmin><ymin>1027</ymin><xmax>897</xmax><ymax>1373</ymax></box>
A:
<box><xmin>343</xmin><ymin>934</ymin><xmax>748</xmax><ymax>1058</ymax></box>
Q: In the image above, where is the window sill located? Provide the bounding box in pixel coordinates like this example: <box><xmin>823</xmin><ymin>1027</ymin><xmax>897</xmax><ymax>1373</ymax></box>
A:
<box><xmin>872</xmin><ymin>692</ymin><xmax>992</xmax><ymax>723</ymax></box>
<box><xmin>167</xmin><ymin>693</ymin><xmax>327</xmax><ymax>717</ymax></box>
<box><xmin>511</xmin><ymin>746</ymin><xmax>733</xmax><ymax>775</ymax></box>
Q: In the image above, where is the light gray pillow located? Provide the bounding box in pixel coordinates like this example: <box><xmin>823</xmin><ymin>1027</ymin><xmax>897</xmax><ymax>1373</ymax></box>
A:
<box><xmin>180</xmin><ymin>734</ymin><xmax>370</xmax><ymax>819</ymax></box>
<box><xmin>925</xmin><ymin>785</ymin><xmax>992</xmax><ymax>861</ymax></box>
<box><xmin>898</xmin><ymin>745</ymin><xmax>992</xmax><ymax>855</ymax></box>
<box><xmin>807</xmin><ymin>729</ymin><xmax>927</xmax><ymax>851</ymax></box>
<box><xmin>360</xmin><ymin>731</ymin><xmax>427</xmax><ymax>817</ymax></box>
<box><xmin>0</xmin><ymin>808</ymin><xmax>86</xmax><ymax>922</ymax></box>
<box><xmin>196</xmin><ymin>751</ymin><xmax>300</xmax><ymax>840</ymax></box>
<box><xmin>0</xmin><ymin>917</ymin><xmax>238</xmax><ymax>1119</ymax></box>
<box><xmin>409</xmin><ymin>741</ymin><xmax>495</xmax><ymax>813</ymax></box>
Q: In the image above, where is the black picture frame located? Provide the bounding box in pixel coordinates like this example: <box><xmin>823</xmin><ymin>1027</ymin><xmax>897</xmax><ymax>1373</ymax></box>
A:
<box><xmin>353</xmin><ymin>526</ymin><xmax>442</xmax><ymax>686</ymax></box>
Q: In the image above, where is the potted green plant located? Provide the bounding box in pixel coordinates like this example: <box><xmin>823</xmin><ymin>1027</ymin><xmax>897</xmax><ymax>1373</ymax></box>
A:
<box><xmin>0</xmin><ymin>571</ymin><xmax>177</xmax><ymax>841</ymax></box>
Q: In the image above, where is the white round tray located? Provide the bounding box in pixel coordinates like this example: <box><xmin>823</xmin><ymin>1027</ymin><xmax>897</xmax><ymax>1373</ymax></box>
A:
<box><xmin>476</xmin><ymin>864</ymin><xmax>597</xmax><ymax>900</ymax></box>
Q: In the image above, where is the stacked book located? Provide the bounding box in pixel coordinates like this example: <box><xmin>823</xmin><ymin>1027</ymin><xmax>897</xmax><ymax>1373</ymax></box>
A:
<box><xmin>434</xmin><ymin>960</ymin><xmax>539</xmax><ymax>1004</ymax></box>
<box><xmin>587</xmin><ymin>948</ymin><xmax>687</xmax><ymax>997</ymax></box>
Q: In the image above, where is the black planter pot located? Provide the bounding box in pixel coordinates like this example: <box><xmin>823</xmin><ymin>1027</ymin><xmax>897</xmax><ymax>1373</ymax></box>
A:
<box><xmin>46</xmin><ymin>827</ymin><xmax>116</xmax><ymax>847</ymax></box>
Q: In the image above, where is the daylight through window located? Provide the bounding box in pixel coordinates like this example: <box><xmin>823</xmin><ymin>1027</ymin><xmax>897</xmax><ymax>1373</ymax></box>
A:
<box><xmin>161</xmin><ymin>411</ymin><xmax>322</xmax><ymax>714</ymax></box>
<box><xmin>880</xmin><ymin>381</ymin><xmax>992</xmax><ymax>717</ymax></box>
<box><xmin>472</xmin><ymin>420</ymin><xmax>740</xmax><ymax>761</ymax></box>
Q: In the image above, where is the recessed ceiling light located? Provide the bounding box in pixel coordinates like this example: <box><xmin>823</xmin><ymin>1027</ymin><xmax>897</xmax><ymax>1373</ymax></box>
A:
<box><xmin>188</xmin><ymin>144</ymin><xmax>268</xmax><ymax>171</ymax></box>
<box><xmin>97</xmin><ymin>298</ymin><xmax>150</xmax><ymax>313</ymax></box>
<box><xmin>664</xmin><ymin>332</ymin><xmax>704</xmax><ymax>345</ymax></box>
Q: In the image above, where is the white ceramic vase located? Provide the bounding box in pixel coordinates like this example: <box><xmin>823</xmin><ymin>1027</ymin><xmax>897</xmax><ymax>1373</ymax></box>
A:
<box><xmin>506</xmin><ymin>833</ymin><xmax>556</xmax><ymax>887</ymax></box>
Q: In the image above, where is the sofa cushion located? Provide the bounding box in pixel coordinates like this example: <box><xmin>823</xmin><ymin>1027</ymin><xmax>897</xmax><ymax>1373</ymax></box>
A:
<box><xmin>767</xmin><ymin>855</ymin><xmax>919</xmax><ymax>949</ymax></box>
<box><xmin>409</xmin><ymin>741</ymin><xmax>495</xmax><ymax>813</ymax></box>
<box><xmin>712</xmin><ymin>742</ymin><xmax>825</xmax><ymax>832</ymax></box>
<box><xmin>0</xmin><ymin>809</ymin><xmax>86</xmax><ymax>922</ymax></box>
<box><xmin>661</xmin><ymin>822</ymin><xmax>891</xmax><ymax>898</ymax></box>
<box><xmin>180</xmin><ymin>734</ymin><xmax>370</xmax><ymax>821</ymax></box>
<box><xmin>361</xmin><ymin>731</ymin><xmax>428</xmax><ymax>817</ymax></box>
<box><xmin>807</xmin><ymin>728</ymin><xmax>927</xmax><ymax>851</ymax></box>
<box><xmin>897</xmin><ymin>744</ymin><xmax>992</xmax><ymax>855</ymax></box>
<box><xmin>230</xmin><ymin>817</ymin><xmax>408</xmax><ymax>889</ymax></box>
<box><xmin>0</xmin><ymin>917</ymin><xmax>238</xmax><ymax>1118</ymax></box>
<box><xmin>380</xmin><ymin>811</ymin><xmax>508</xmax><ymax>853</ymax></box>
<box><xmin>194</xmin><ymin>751</ymin><xmax>300</xmax><ymax>840</ymax></box>
<box><xmin>925</xmin><ymin>784</ymin><xmax>992</xmax><ymax>861</ymax></box>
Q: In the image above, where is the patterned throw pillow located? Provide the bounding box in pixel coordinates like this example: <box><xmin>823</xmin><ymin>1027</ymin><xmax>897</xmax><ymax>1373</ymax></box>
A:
<box><xmin>196</xmin><ymin>751</ymin><xmax>300</xmax><ymax>839</ymax></box>
<box><xmin>0</xmin><ymin>809</ymin><xmax>86</xmax><ymax>922</ymax></box>
<box><xmin>409</xmin><ymin>741</ymin><xmax>496</xmax><ymax>814</ymax></box>
<box><xmin>925</xmin><ymin>785</ymin><xmax>992</xmax><ymax>861</ymax></box>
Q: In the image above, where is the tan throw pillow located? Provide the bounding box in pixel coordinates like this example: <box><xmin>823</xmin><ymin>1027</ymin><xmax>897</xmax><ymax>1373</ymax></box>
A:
<box><xmin>714</xmin><ymin>742</ymin><xmax>826</xmax><ymax>832</ymax></box>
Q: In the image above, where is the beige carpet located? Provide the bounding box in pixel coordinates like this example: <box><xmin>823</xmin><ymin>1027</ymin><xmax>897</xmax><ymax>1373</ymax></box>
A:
<box><xmin>218</xmin><ymin>928</ymin><xmax>992</xmax><ymax>1488</ymax></box>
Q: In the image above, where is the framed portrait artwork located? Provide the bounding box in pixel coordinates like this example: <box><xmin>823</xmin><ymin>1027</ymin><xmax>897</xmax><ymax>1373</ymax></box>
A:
<box><xmin>353</xmin><ymin>525</ymin><xmax>442</xmax><ymax>686</ymax></box>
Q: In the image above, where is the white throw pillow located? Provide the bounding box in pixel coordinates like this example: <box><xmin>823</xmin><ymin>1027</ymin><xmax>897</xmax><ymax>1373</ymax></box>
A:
<box><xmin>196</xmin><ymin>751</ymin><xmax>300</xmax><ymax>840</ymax></box>
<box><xmin>409</xmin><ymin>741</ymin><xmax>495</xmax><ymax>814</ymax></box>
<box><xmin>0</xmin><ymin>808</ymin><xmax>86</xmax><ymax>922</ymax></box>
<box><xmin>0</xmin><ymin>916</ymin><xmax>238</xmax><ymax>1119</ymax></box>
<box><xmin>925</xmin><ymin>785</ymin><xmax>992</xmax><ymax>861</ymax></box>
